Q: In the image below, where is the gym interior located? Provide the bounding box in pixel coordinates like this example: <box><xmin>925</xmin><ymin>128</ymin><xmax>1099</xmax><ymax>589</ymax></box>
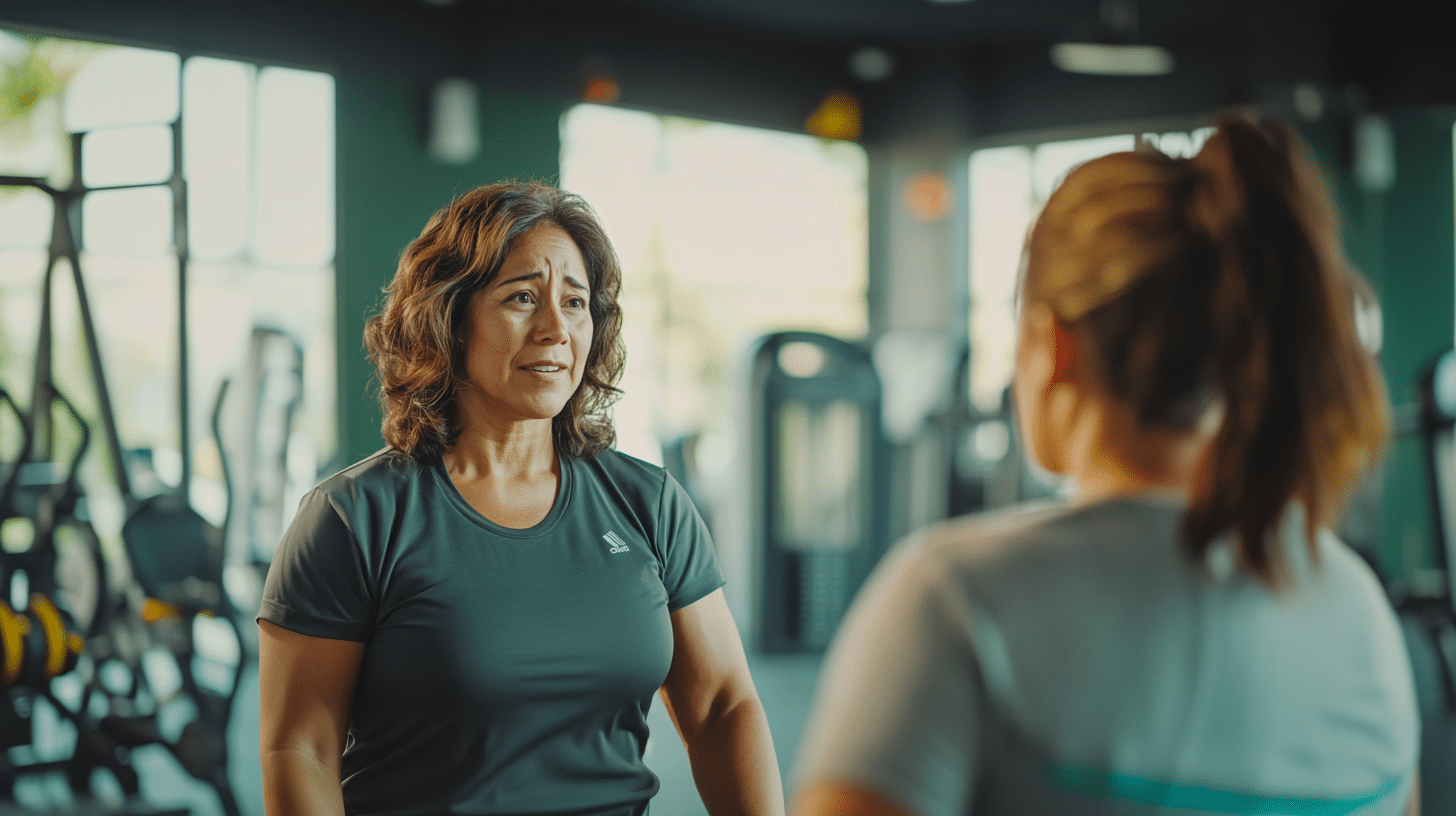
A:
<box><xmin>1</xmin><ymin>0</ymin><xmax>1454</xmax><ymax>813</ymax></box>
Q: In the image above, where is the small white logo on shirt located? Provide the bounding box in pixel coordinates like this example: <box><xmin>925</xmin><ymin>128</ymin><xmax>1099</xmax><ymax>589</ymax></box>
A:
<box><xmin>603</xmin><ymin>531</ymin><xmax>630</xmax><ymax>554</ymax></box>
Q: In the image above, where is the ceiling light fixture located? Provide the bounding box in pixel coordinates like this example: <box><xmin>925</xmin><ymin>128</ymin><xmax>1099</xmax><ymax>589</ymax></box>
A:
<box><xmin>1050</xmin><ymin>0</ymin><xmax>1174</xmax><ymax>76</ymax></box>
<box><xmin>805</xmin><ymin>89</ymin><xmax>863</xmax><ymax>141</ymax></box>
<box><xmin>848</xmin><ymin>47</ymin><xmax>895</xmax><ymax>83</ymax></box>
<box><xmin>427</xmin><ymin>78</ymin><xmax>480</xmax><ymax>164</ymax></box>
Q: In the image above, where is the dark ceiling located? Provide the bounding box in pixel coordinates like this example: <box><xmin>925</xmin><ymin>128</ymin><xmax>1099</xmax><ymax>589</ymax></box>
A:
<box><xmin>610</xmin><ymin>0</ymin><xmax>1228</xmax><ymax>46</ymax></box>
<box><xmin>2</xmin><ymin>0</ymin><xmax>1451</xmax><ymax>144</ymax></box>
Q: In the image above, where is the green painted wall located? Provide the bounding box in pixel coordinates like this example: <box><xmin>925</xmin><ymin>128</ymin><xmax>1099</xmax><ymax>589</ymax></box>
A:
<box><xmin>333</xmin><ymin>73</ymin><xmax>567</xmax><ymax>464</ymax></box>
<box><xmin>1309</xmin><ymin>110</ymin><xmax>1456</xmax><ymax>578</ymax></box>
<box><xmin>1373</xmin><ymin>110</ymin><xmax>1455</xmax><ymax>577</ymax></box>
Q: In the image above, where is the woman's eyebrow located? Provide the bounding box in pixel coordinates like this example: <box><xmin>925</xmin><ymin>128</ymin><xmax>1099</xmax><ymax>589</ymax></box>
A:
<box><xmin>492</xmin><ymin>271</ymin><xmax>541</xmax><ymax>288</ymax></box>
<box><xmin>491</xmin><ymin>271</ymin><xmax>589</xmax><ymax>291</ymax></box>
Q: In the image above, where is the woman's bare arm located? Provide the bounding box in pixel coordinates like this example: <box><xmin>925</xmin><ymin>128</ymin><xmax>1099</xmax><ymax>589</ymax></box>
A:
<box><xmin>1406</xmin><ymin>770</ymin><xmax>1420</xmax><ymax>816</ymax></box>
<box><xmin>658</xmin><ymin>589</ymin><xmax>785</xmax><ymax>816</ymax></box>
<box><xmin>793</xmin><ymin>780</ymin><xmax>919</xmax><ymax>816</ymax></box>
<box><xmin>258</xmin><ymin>619</ymin><xmax>365</xmax><ymax>816</ymax></box>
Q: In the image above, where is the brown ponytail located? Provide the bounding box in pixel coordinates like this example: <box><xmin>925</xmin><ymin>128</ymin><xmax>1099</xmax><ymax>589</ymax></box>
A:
<box><xmin>1022</xmin><ymin>115</ymin><xmax>1389</xmax><ymax>585</ymax></box>
<box><xmin>1180</xmin><ymin>117</ymin><xmax>1388</xmax><ymax>582</ymax></box>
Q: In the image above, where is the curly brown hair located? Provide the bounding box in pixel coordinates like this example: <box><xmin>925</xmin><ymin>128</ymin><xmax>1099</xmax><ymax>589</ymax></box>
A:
<box><xmin>364</xmin><ymin>181</ymin><xmax>625</xmax><ymax>461</ymax></box>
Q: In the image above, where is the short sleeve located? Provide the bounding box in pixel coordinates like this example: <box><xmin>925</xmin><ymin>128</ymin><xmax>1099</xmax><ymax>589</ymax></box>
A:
<box><xmin>793</xmin><ymin>540</ymin><xmax>983</xmax><ymax>816</ymax></box>
<box><xmin>257</xmin><ymin>488</ymin><xmax>375</xmax><ymax>641</ymax></box>
<box><xmin>655</xmin><ymin>471</ymin><xmax>726</xmax><ymax>612</ymax></box>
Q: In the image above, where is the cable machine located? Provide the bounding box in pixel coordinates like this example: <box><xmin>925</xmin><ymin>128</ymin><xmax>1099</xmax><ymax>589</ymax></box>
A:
<box><xmin>749</xmin><ymin>331</ymin><xmax>890</xmax><ymax>653</ymax></box>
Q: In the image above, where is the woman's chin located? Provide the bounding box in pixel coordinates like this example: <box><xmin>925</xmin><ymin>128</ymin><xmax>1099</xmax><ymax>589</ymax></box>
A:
<box><xmin>509</xmin><ymin>396</ymin><xmax>574</xmax><ymax>425</ymax></box>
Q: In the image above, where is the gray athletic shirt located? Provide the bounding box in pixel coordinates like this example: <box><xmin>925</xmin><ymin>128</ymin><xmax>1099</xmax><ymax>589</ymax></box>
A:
<box><xmin>259</xmin><ymin>448</ymin><xmax>725</xmax><ymax>816</ymax></box>
<box><xmin>794</xmin><ymin>497</ymin><xmax>1419</xmax><ymax>816</ymax></box>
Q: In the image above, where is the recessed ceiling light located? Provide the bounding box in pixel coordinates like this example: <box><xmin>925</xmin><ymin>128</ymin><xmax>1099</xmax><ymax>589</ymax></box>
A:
<box><xmin>848</xmin><ymin>47</ymin><xmax>895</xmax><ymax>83</ymax></box>
<box><xmin>1049</xmin><ymin>42</ymin><xmax>1174</xmax><ymax>76</ymax></box>
<box><xmin>1050</xmin><ymin>0</ymin><xmax>1173</xmax><ymax>76</ymax></box>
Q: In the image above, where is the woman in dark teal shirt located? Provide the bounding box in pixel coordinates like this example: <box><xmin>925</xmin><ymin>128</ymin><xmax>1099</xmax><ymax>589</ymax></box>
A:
<box><xmin>258</xmin><ymin>181</ymin><xmax>784</xmax><ymax>816</ymax></box>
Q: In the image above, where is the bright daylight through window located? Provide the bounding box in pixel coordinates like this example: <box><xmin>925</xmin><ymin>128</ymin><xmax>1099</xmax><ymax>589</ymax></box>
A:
<box><xmin>966</xmin><ymin>128</ymin><xmax>1214</xmax><ymax>414</ymax></box>
<box><xmin>560</xmin><ymin>103</ymin><xmax>868</xmax><ymax>482</ymax></box>
<box><xmin>0</xmin><ymin>30</ymin><xmax>336</xmax><ymax>607</ymax></box>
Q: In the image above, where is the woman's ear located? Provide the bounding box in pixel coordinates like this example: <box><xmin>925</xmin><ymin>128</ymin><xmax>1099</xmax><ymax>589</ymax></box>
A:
<box><xmin>1015</xmin><ymin>303</ymin><xmax>1059</xmax><ymax>474</ymax></box>
<box><xmin>1014</xmin><ymin>303</ymin><xmax>1084</xmax><ymax>476</ymax></box>
<box><xmin>1047</xmin><ymin>311</ymin><xmax>1080</xmax><ymax>386</ymax></box>
<box><xmin>1016</xmin><ymin>303</ymin><xmax>1071</xmax><ymax>390</ymax></box>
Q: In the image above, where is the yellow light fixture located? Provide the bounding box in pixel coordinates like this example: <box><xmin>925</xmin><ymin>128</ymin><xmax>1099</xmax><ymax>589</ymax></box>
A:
<box><xmin>806</xmin><ymin>89</ymin><xmax>862</xmax><ymax>141</ymax></box>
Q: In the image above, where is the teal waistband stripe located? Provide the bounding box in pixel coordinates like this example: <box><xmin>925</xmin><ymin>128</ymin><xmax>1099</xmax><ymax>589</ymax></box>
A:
<box><xmin>1043</xmin><ymin>764</ymin><xmax>1405</xmax><ymax>815</ymax></box>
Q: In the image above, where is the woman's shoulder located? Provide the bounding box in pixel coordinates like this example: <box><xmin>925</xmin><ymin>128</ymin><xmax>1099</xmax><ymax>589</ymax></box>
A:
<box><xmin>857</xmin><ymin>500</ymin><xmax>1072</xmax><ymax>605</ymax></box>
<box><xmin>571</xmin><ymin>447</ymin><xmax>670</xmax><ymax>492</ymax></box>
<box><xmin>567</xmin><ymin>448</ymin><xmax>701</xmax><ymax>536</ymax></box>
<box><xmin>311</xmin><ymin>447</ymin><xmax>428</xmax><ymax>501</ymax></box>
<box><xmin>1308</xmin><ymin>528</ymin><xmax>1405</xmax><ymax>624</ymax></box>
<box><xmin>902</xmin><ymin>499</ymin><xmax>1079</xmax><ymax>568</ymax></box>
<box><xmin>890</xmin><ymin>496</ymin><xmax>1190</xmax><ymax>600</ymax></box>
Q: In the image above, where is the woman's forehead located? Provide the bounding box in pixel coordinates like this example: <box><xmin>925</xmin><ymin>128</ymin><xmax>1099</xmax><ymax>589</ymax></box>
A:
<box><xmin>476</xmin><ymin>224</ymin><xmax>584</xmax><ymax>280</ymax></box>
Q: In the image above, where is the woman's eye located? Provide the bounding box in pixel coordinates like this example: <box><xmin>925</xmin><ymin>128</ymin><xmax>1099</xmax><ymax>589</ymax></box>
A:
<box><xmin>509</xmin><ymin>291</ymin><xmax>534</xmax><ymax>304</ymax></box>
<box><xmin>567</xmin><ymin>297</ymin><xmax>587</xmax><ymax>309</ymax></box>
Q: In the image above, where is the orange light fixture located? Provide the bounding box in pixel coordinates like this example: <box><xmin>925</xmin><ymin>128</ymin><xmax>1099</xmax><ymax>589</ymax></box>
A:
<box><xmin>581</xmin><ymin>75</ymin><xmax>621</xmax><ymax>104</ymax></box>
<box><xmin>904</xmin><ymin>172</ymin><xmax>951</xmax><ymax>222</ymax></box>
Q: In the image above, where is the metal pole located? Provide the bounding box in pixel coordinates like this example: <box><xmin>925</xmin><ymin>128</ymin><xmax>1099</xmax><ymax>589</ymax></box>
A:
<box><xmin>59</xmin><ymin>135</ymin><xmax>131</xmax><ymax>502</ymax></box>
<box><xmin>173</xmin><ymin>112</ymin><xmax>191</xmax><ymax>496</ymax></box>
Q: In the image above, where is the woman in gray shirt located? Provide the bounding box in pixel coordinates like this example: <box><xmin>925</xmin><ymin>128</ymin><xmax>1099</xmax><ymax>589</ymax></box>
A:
<box><xmin>793</xmin><ymin>117</ymin><xmax>1418</xmax><ymax>816</ymax></box>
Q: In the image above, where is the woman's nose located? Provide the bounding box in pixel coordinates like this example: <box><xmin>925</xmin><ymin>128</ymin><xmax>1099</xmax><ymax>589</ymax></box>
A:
<box><xmin>533</xmin><ymin>300</ymin><xmax>568</xmax><ymax>344</ymax></box>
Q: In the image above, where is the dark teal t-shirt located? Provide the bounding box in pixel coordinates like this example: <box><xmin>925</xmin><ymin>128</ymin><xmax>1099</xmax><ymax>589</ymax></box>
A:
<box><xmin>258</xmin><ymin>448</ymin><xmax>725</xmax><ymax>815</ymax></box>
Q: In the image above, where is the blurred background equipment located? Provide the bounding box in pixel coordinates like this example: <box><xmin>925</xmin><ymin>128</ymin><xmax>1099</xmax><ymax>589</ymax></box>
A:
<box><xmin>1419</xmin><ymin>348</ymin><xmax>1456</xmax><ymax>625</ymax></box>
<box><xmin>750</xmin><ymin>332</ymin><xmax>889</xmax><ymax>653</ymax></box>
<box><xmin>1</xmin><ymin>594</ymin><xmax>84</xmax><ymax>692</ymax></box>
<box><xmin>212</xmin><ymin>326</ymin><xmax>305</xmax><ymax>603</ymax></box>
<box><xmin>1404</xmin><ymin>348</ymin><xmax>1456</xmax><ymax>710</ymax></box>
<box><xmin>0</xmin><ymin>133</ymin><xmax>247</xmax><ymax>814</ymax></box>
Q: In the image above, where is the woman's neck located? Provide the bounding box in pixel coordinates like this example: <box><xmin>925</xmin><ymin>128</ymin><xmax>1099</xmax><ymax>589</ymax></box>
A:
<box><xmin>442</xmin><ymin>415</ymin><xmax>556</xmax><ymax>480</ymax></box>
<box><xmin>1063</xmin><ymin>398</ymin><xmax>1208</xmax><ymax>505</ymax></box>
<box><xmin>441</xmin><ymin>419</ymin><xmax>561</xmax><ymax>529</ymax></box>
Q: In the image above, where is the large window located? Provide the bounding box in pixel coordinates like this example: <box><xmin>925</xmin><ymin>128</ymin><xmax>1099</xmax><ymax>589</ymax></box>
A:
<box><xmin>0</xmin><ymin>30</ymin><xmax>335</xmax><ymax>578</ymax></box>
<box><xmin>560</xmin><ymin>104</ymin><xmax>868</xmax><ymax>473</ymax></box>
<box><xmin>966</xmin><ymin>128</ymin><xmax>1213</xmax><ymax>413</ymax></box>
